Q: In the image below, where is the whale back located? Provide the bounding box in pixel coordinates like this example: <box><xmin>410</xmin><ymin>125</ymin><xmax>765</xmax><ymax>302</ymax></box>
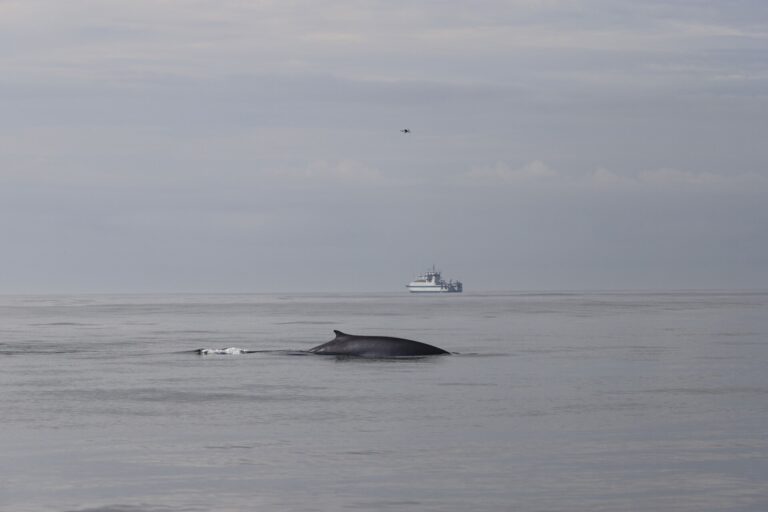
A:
<box><xmin>308</xmin><ymin>330</ymin><xmax>449</xmax><ymax>357</ymax></box>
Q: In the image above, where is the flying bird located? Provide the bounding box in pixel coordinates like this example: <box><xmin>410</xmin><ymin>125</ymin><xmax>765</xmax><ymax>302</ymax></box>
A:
<box><xmin>400</xmin><ymin>129</ymin><xmax>410</xmax><ymax>134</ymax></box>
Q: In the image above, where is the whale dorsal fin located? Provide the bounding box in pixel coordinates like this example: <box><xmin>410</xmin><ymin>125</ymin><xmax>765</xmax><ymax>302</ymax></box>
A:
<box><xmin>333</xmin><ymin>330</ymin><xmax>347</xmax><ymax>338</ymax></box>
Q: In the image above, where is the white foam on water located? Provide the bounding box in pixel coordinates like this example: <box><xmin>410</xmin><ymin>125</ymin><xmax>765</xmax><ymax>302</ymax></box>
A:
<box><xmin>198</xmin><ymin>347</ymin><xmax>247</xmax><ymax>355</ymax></box>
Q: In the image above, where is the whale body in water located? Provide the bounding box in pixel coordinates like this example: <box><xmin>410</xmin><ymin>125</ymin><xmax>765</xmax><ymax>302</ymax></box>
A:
<box><xmin>194</xmin><ymin>330</ymin><xmax>451</xmax><ymax>357</ymax></box>
<box><xmin>308</xmin><ymin>330</ymin><xmax>450</xmax><ymax>357</ymax></box>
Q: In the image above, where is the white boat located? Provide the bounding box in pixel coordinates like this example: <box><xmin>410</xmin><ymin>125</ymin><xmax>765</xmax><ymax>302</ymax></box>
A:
<box><xmin>406</xmin><ymin>266</ymin><xmax>463</xmax><ymax>293</ymax></box>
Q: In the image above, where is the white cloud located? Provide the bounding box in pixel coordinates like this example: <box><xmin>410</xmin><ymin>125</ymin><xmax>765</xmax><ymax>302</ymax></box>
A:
<box><xmin>458</xmin><ymin>161</ymin><xmax>768</xmax><ymax>191</ymax></box>
<box><xmin>462</xmin><ymin>160</ymin><xmax>559</xmax><ymax>185</ymax></box>
<box><xmin>636</xmin><ymin>168</ymin><xmax>723</xmax><ymax>186</ymax></box>
<box><xmin>4</xmin><ymin>0</ymin><xmax>766</xmax><ymax>89</ymax></box>
<box><xmin>589</xmin><ymin>168</ymin><xmax>631</xmax><ymax>186</ymax></box>
<box><xmin>597</xmin><ymin>168</ymin><xmax>768</xmax><ymax>189</ymax></box>
<box><xmin>265</xmin><ymin>159</ymin><xmax>383</xmax><ymax>185</ymax></box>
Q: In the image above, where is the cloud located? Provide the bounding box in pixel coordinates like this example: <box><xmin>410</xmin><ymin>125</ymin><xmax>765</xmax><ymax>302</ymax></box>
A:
<box><xmin>636</xmin><ymin>168</ymin><xmax>723</xmax><ymax>186</ymax></box>
<box><xmin>458</xmin><ymin>161</ymin><xmax>768</xmax><ymax>191</ymax></box>
<box><xmin>1</xmin><ymin>0</ymin><xmax>767</xmax><ymax>291</ymax></box>
<box><xmin>4</xmin><ymin>0</ymin><xmax>766</xmax><ymax>90</ymax></box>
<box><xmin>461</xmin><ymin>160</ymin><xmax>559</xmax><ymax>185</ymax></box>
<box><xmin>265</xmin><ymin>159</ymin><xmax>383</xmax><ymax>186</ymax></box>
<box><xmin>590</xmin><ymin>168</ymin><xmax>631</xmax><ymax>186</ymax></box>
<box><xmin>590</xmin><ymin>168</ymin><xmax>768</xmax><ymax>189</ymax></box>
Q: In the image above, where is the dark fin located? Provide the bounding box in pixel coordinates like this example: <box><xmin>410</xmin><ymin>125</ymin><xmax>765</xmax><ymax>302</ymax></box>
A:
<box><xmin>333</xmin><ymin>330</ymin><xmax>347</xmax><ymax>337</ymax></box>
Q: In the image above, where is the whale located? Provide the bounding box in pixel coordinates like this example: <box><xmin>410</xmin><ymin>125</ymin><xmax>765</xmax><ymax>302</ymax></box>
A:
<box><xmin>193</xmin><ymin>330</ymin><xmax>452</xmax><ymax>358</ymax></box>
<box><xmin>308</xmin><ymin>330</ymin><xmax>450</xmax><ymax>357</ymax></box>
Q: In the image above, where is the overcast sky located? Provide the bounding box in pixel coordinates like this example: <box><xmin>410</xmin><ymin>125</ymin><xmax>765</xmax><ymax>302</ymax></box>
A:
<box><xmin>1</xmin><ymin>0</ymin><xmax>767</xmax><ymax>292</ymax></box>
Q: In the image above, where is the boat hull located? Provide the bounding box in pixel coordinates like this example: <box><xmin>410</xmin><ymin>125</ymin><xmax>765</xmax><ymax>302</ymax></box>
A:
<box><xmin>407</xmin><ymin>284</ymin><xmax>460</xmax><ymax>293</ymax></box>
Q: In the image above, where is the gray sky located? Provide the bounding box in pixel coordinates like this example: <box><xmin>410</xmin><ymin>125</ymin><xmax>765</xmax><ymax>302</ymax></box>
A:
<box><xmin>1</xmin><ymin>0</ymin><xmax>767</xmax><ymax>292</ymax></box>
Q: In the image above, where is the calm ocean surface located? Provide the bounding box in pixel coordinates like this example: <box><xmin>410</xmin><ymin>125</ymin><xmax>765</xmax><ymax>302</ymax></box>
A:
<box><xmin>2</xmin><ymin>291</ymin><xmax>767</xmax><ymax>512</ymax></box>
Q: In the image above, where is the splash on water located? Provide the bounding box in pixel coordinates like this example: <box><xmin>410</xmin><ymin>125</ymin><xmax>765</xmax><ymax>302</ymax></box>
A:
<box><xmin>196</xmin><ymin>347</ymin><xmax>247</xmax><ymax>355</ymax></box>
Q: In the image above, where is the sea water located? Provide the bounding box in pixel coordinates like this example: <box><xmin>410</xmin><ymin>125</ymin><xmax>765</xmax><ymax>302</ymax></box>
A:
<box><xmin>1</xmin><ymin>291</ymin><xmax>767</xmax><ymax>512</ymax></box>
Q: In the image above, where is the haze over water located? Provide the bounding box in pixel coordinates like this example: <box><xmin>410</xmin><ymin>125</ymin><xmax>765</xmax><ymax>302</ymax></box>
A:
<box><xmin>2</xmin><ymin>291</ymin><xmax>767</xmax><ymax>512</ymax></box>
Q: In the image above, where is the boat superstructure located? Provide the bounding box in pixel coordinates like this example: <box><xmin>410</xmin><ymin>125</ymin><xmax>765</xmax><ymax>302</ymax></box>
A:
<box><xmin>406</xmin><ymin>266</ymin><xmax>463</xmax><ymax>293</ymax></box>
